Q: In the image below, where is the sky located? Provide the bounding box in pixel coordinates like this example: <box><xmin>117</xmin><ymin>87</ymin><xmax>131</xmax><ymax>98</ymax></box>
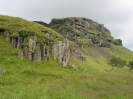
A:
<box><xmin>0</xmin><ymin>0</ymin><xmax>133</xmax><ymax>51</ymax></box>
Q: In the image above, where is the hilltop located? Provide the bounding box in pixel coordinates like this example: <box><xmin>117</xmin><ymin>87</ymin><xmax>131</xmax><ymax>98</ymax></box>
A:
<box><xmin>50</xmin><ymin>17</ymin><xmax>122</xmax><ymax>47</ymax></box>
<box><xmin>1</xmin><ymin>15</ymin><xmax>133</xmax><ymax>98</ymax></box>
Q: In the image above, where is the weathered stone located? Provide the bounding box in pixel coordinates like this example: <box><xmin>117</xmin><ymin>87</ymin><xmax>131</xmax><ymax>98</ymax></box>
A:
<box><xmin>28</xmin><ymin>52</ymin><xmax>34</xmax><ymax>61</ymax></box>
<box><xmin>29</xmin><ymin>36</ymin><xmax>37</xmax><ymax>52</ymax></box>
<box><xmin>23</xmin><ymin>46</ymin><xmax>28</xmax><ymax>57</ymax></box>
<box><xmin>4</xmin><ymin>31</ymin><xmax>10</xmax><ymax>41</ymax></box>
<box><xmin>0</xmin><ymin>68</ymin><xmax>6</xmax><ymax>74</ymax></box>
<box><xmin>53</xmin><ymin>39</ymin><xmax>71</xmax><ymax>66</ymax></box>
<box><xmin>99</xmin><ymin>40</ymin><xmax>111</xmax><ymax>48</ymax></box>
<box><xmin>71</xmin><ymin>64</ymin><xmax>79</xmax><ymax>71</ymax></box>
<box><xmin>17</xmin><ymin>36</ymin><xmax>24</xmax><ymax>48</ymax></box>
<box><xmin>71</xmin><ymin>50</ymin><xmax>86</xmax><ymax>61</ymax></box>
<box><xmin>40</xmin><ymin>45</ymin><xmax>45</xmax><ymax>61</ymax></box>
<box><xmin>34</xmin><ymin>43</ymin><xmax>41</xmax><ymax>62</ymax></box>
<box><xmin>11</xmin><ymin>37</ymin><xmax>17</xmax><ymax>48</ymax></box>
<box><xmin>35</xmin><ymin>50</ymin><xmax>41</xmax><ymax>62</ymax></box>
<box><xmin>53</xmin><ymin>44</ymin><xmax>59</xmax><ymax>60</ymax></box>
<box><xmin>114</xmin><ymin>39</ymin><xmax>122</xmax><ymax>45</ymax></box>
<box><xmin>49</xmin><ymin>17</ymin><xmax>124</xmax><ymax>49</ymax></box>
<box><xmin>1</xmin><ymin>29</ymin><xmax>86</xmax><ymax>65</ymax></box>
<box><xmin>18</xmin><ymin>52</ymin><xmax>23</xmax><ymax>60</ymax></box>
<box><xmin>61</xmin><ymin>39</ymin><xmax>70</xmax><ymax>66</ymax></box>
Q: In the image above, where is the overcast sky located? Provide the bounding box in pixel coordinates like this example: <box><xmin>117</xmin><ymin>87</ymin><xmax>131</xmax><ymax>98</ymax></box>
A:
<box><xmin>0</xmin><ymin>0</ymin><xmax>133</xmax><ymax>51</ymax></box>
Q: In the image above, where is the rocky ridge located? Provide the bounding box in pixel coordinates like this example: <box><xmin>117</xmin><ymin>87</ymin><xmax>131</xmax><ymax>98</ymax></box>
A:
<box><xmin>49</xmin><ymin>17</ymin><xmax>122</xmax><ymax>47</ymax></box>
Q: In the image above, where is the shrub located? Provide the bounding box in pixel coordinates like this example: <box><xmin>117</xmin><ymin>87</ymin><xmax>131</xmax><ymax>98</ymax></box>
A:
<box><xmin>128</xmin><ymin>60</ymin><xmax>133</xmax><ymax>70</ymax></box>
<box><xmin>107</xmin><ymin>55</ymin><xmax>126</xmax><ymax>69</ymax></box>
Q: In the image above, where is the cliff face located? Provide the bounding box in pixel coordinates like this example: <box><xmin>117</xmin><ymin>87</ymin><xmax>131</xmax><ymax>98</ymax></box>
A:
<box><xmin>50</xmin><ymin>17</ymin><xmax>122</xmax><ymax>47</ymax></box>
<box><xmin>1</xmin><ymin>30</ymin><xmax>86</xmax><ymax>66</ymax></box>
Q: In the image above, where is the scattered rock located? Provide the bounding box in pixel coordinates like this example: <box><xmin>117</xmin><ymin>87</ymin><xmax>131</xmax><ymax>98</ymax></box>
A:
<box><xmin>18</xmin><ymin>52</ymin><xmax>23</xmax><ymax>60</ymax></box>
<box><xmin>71</xmin><ymin>64</ymin><xmax>79</xmax><ymax>71</ymax></box>
<box><xmin>0</xmin><ymin>68</ymin><xmax>6</xmax><ymax>74</ymax></box>
<box><xmin>114</xmin><ymin>39</ymin><xmax>122</xmax><ymax>45</ymax></box>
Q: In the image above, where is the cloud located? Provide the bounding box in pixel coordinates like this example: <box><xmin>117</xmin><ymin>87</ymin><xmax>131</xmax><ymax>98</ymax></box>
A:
<box><xmin>0</xmin><ymin>0</ymin><xmax>133</xmax><ymax>51</ymax></box>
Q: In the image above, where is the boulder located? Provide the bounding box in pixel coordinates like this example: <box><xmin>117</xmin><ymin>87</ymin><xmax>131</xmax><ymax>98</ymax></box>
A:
<box><xmin>114</xmin><ymin>39</ymin><xmax>122</xmax><ymax>45</ymax></box>
<box><xmin>71</xmin><ymin>65</ymin><xmax>79</xmax><ymax>71</ymax></box>
<box><xmin>0</xmin><ymin>68</ymin><xmax>6</xmax><ymax>74</ymax></box>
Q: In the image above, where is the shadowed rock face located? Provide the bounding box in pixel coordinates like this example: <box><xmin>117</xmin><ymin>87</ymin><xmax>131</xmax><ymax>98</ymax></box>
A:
<box><xmin>53</xmin><ymin>39</ymin><xmax>86</xmax><ymax>66</ymax></box>
<box><xmin>49</xmin><ymin>17</ymin><xmax>122</xmax><ymax>47</ymax></box>
<box><xmin>114</xmin><ymin>39</ymin><xmax>122</xmax><ymax>45</ymax></box>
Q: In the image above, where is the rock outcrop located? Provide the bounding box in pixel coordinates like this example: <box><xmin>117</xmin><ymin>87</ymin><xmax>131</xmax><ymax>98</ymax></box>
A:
<box><xmin>49</xmin><ymin>17</ymin><xmax>122</xmax><ymax>47</ymax></box>
<box><xmin>53</xmin><ymin>39</ymin><xmax>86</xmax><ymax>66</ymax></box>
<box><xmin>2</xmin><ymin>30</ymin><xmax>86</xmax><ymax>66</ymax></box>
<box><xmin>53</xmin><ymin>39</ymin><xmax>70</xmax><ymax>66</ymax></box>
<box><xmin>114</xmin><ymin>39</ymin><xmax>122</xmax><ymax>45</ymax></box>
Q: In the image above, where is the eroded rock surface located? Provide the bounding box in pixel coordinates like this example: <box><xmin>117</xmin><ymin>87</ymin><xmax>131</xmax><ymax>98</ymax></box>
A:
<box><xmin>50</xmin><ymin>17</ymin><xmax>122</xmax><ymax>47</ymax></box>
<box><xmin>2</xmin><ymin>30</ymin><xmax>85</xmax><ymax>65</ymax></box>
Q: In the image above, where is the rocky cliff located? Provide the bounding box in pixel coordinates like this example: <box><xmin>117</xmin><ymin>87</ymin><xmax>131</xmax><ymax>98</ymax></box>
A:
<box><xmin>49</xmin><ymin>17</ymin><xmax>122</xmax><ymax>47</ymax></box>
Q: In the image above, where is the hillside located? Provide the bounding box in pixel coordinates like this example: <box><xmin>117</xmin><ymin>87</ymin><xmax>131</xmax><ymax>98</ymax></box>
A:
<box><xmin>1</xmin><ymin>15</ymin><xmax>133</xmax><ymax>99</ymax></box>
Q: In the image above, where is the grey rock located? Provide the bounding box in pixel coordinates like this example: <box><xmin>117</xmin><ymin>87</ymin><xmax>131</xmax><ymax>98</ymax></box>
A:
<box><xmin>71</xmin><ymin>64</ymin><xmax>79</xmax><ymax>71</ymax></box>
<box><xmin>53</xmin><ymin>39</ymin><xmax>70</xmax><ymax>66</ymax></box>
<box><xmin>114</xmin><ymin>39</ymin><xmax>122</xmax><ymax>45</ymax></box>
<box><xmin>18</xmin><ymin>52</ymin><xmax>23</xmax><ymax>60</ymax></box>
<box><xmin>4</xmin><ymin>31</ymin><xmax>10</xmax><ymax>41</ymax></box>
<box><xmin>29</xmin><ymin>36</ymin><xmax>37</xmax><ymax>52</ymax></box>
<box><xmin>11</xmin><ymin>37</ymin><xmax>17</xmax><ymax>48</ymax></box>
<box><xmin>23</xmin><ymin>46</ymin><xmax>29</xmax><ymax>57</ymax></box>
<box><xmin>71</xmin><ymin>50</ymin><xmax>86</xmax><ymax>61</ymax></box>
<box><xmin>0</xmin><ymin>68</ymin><xmax>6</xmax><ymax>74</ymax></box>
<box><xmin>50</xmin><ymin>17</ymin><xmax>112</xmax><ymax>47</ymax></box>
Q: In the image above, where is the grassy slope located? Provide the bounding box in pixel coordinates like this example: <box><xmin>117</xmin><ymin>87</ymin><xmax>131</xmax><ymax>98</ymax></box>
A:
<box><xmin>1</xmin><ymin>15</ymin><xmax>133</xmax><ymax>99</ymax></box>
<box><xmin>0</xmin><ymin>14</ymin><xmax>63</xmax><ymax>42</ymax></box>
<box><xmin>1</xmin><ymin>35</ymin><xmax>133</xmax><ymax>99</ymax></box>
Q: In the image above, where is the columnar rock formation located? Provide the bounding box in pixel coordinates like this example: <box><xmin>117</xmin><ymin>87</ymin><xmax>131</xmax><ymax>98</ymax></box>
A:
<box><xmin>2</xmin><ymin>30</ymin><xmax>86</xmax><ymax>66</ymax></box>
<box><xmin>53</xmin><ymin>39</ymin><xmax>70</xmax><ymax>66</ymax></box>
<box><xmin>53</xmin><ymin>39</ymin><xmax>86</xmax><ymax>66</ymax></box>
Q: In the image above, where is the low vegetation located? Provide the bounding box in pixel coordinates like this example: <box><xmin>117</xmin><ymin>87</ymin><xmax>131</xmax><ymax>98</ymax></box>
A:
<box><xmin>128</xmin><ymin>60</ymin><xmax>133</xmax><ymax>70</ymax></box>
<box><xmin>107</xmin><ymin>55</ymin><xmax>127</xmax><ymax>69</ymax></box>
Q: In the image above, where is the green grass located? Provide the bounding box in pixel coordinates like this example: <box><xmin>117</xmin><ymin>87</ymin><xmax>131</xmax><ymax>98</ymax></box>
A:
<box><xmin>76</xmin><ymin>38</ymin><xmax>94</xmax><ymax>46</ymax></box>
